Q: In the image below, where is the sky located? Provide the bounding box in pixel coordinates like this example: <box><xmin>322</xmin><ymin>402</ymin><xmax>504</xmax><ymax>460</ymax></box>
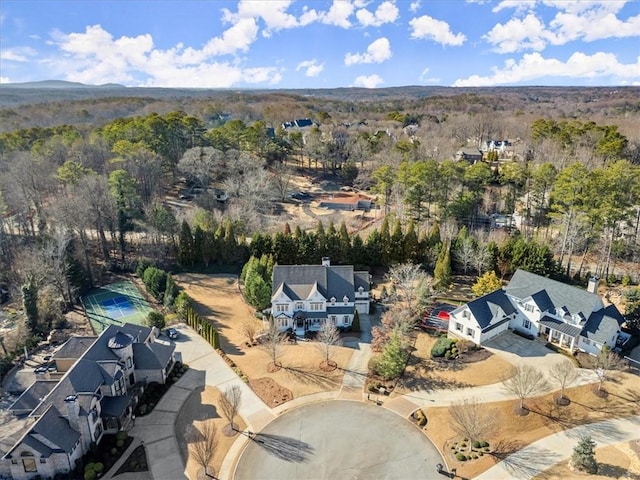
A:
<box><xmin>0</xmin><ymin>0</ymin><xmax>638</xmax><ymax>89</ymax></box>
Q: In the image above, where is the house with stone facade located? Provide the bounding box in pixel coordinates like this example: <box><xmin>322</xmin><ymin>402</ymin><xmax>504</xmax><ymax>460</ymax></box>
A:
<box><xmin>448</xmin><ymin>269</ymin><xmax>627</xmax><ymax>355</ymax></box>
<box><xmin>270</xmin><ymin>258</ymin><xmax>370</xmax><ymax>336</ymax></box>
<box><xmin>1</xmin><ymin>323</ymin><xmax>175</xmax><ymax>480</ymax></box>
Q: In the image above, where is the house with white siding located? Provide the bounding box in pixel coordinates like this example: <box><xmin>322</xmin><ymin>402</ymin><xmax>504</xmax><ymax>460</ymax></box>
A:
<box><xmin>448</xmin><ymin>269</ymin><xmax>627</xmax><ymax>355</ymax></box>
<box><xmin>270</xmin><ymin>258</ymin><xmax>370</xmax><ymax>336</ymax></box>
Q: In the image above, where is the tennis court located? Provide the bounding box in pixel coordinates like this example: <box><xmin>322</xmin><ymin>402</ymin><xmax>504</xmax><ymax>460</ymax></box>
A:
<box><xmin>82</xmin><ymin>281</ymin><xmax>153</xmax><ymax>333</ymax></box>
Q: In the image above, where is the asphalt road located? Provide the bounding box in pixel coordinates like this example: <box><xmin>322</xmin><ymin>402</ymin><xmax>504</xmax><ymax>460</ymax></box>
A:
<box><xmin>233</xmin><ymin>400</ymin><xmax>444</xmax><ymax>480</ymax></box>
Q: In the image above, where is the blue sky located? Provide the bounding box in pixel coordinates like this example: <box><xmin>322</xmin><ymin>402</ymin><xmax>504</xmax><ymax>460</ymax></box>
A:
<box><xmin>1</xmin><ymin>0</ymin><xmax>638</xmax><ymax>88</ymax></box>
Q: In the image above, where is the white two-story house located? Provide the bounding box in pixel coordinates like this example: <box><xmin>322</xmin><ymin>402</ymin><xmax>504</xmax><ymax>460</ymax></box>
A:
<box><xmin>270</xmin><ymin>258</ymin><xmax>370</xmax><ymax>335</ymax></box>
<box><xmin>448</xmin><ymin>269</ymin><xmax>627</xmax><ymax>355</ymax></box>
<box><xmin>2</xmin><ymin>323</ymin><xmax>176</xmax><ymax>480</ymax></box>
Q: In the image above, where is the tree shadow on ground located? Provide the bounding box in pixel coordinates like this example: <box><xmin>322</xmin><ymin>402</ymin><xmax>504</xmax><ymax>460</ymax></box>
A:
<box><xmin>252</xmin><ymin>433</ymin><xmax>315</xmax><ymax>463</ymax></box>
<box><xmin>283</xmin><ymin>364</ymin><xmax>341</xmax><ymax>389</ymax></box>
<box><xmin>492</xmin><ymin>442</ymin><xmax>562</xmax><ymax>479</ymax></box>
<box><xmin>396</xmin><ymin>363</ymin><xmax>471</xmax><ymax>393</ymax></box>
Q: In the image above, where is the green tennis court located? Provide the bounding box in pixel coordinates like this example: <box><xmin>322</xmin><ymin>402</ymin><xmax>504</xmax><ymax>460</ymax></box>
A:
<box><xmin>82</xmin><ymin>281</ymin><xmax>153</xmax><ymax>333</ymax></box>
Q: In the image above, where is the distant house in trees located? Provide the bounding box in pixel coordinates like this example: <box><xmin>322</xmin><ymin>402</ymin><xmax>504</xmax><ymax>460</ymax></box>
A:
<box><xmin>281</xmin><ymin>118</ymin><xmax>316</xmax><ymax>130</ymax></box>
<box><xmin>270</xmin><ymin>258</ymin><xmax>370</xmax><ymax>336</ymax></box>
<box><xmin>318</xmin><ymin>192</ymin><xmax>376</xmax><ymax>212</ymax></box>
<box><xmin>2</xmin><ymin>324</ymin><xmax>176</xmax><ymax>480</ymax></box>
<box><xmin>455</xmin><ymin>147</ymin><xmax>484</xmax><ymax>163</ymax></box>
<box><xmin>448</xmin><ymin>269</ymin><xmax>628</xmax><ymax>355</ymax></box>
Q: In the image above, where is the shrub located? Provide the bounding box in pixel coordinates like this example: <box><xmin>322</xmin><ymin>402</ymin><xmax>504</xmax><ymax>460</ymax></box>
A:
<box><xmin>146</xmin><ymin>311</ymin><xmax>165</xmax><ymax>330</ymax></box>
<box><xmin>472</xmin><ymin>440</ymin><xmax>481</xmax><ymax>449</ymax></box>
<box><xmin>84</xmin><ymin>463</ymin><xmax>95</xmax><ymax>473</ymax></box>
<box><xmin>116</xmin><ymin>440</ymin><xmax>124</xmax><ymax>448</ymax></box>
<box><xmin>414</xmin><ymin>410</ymin><xmax>427</xmax><ymax>427</ymax></box>
<box><xmin>110</xmin><ymin>448</ymin><xmax>118</xmax><ymax>455</ymax></box>
<box><xmin>480</xmin><ymin>441</ymin><xmax>489</xmax><ymax>448</ymax></box>
<box><xmin>444</xmin><ymin>351</ymin><xmax>451</xmax><ymax>360</ymax></box>
<box><xmin>621</xmin><ymin>274</ymin><xmax>631</xmax><ymax>286</ymax></box>
<box><xmin>115</xmin><ymin>431</ymin><xmax>128</xmax><ymax>441</ymax></box>
<box><xmin>84</xmin><ymin>471</ymin><xmax>96</xmax><ymax>480</ymax></box>
<box><xmin>456</xmin><ymin>453</ymin><xmax>467</xmax><ymax>461</ymax></box>
<box><xmin>461</xmin><ymin>443</ymin><xmax>467</xmax><ymax>448</ymax></box>
<box><xmin>431</xmin><ymin>337</ymin><xmax>454</xmax><ymax>358</ymax></box>
<box><xmin>136</xmin><ymin>259</ymin><xmax>152</xmax><ymax>278</ymax></box>
<box><xmin>93</xmin><ymin>463</ymin><xmax>104</xmax><ymax>474</ymax></box>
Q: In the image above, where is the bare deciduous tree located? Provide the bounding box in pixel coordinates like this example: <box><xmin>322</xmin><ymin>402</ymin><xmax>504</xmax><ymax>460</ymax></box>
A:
<box><xmin>241</xmin><ymin>321</ymin><xmax>258</xmax><ymax>345</ymax></box>
<box><xmin>178</xmin><ymin>147</ymin><xmax>224</xmax><ymax>191</ymax></box>
<box><xmin>187</xmin><ymin>421</ymin><xmax>218</xmax><ymax>478</ymax></box>
<box><xmin>549</xmin><ymin>359</ymin><xmax>577</xmax><ymax>402</ymax></box>
<box><xmin>385</xmin><ymin>262</ymin><xmax>432</xmax><ymax>315</ymax></box>
<box><xmin>449</xmin><ymin>397</ymin><xmax>495</xmax><ymax>452</ymax></box>
<box><xmin>501</xmin><ymin>365</ymin><xmax>549</xmax><ymax>412</ymax></box>
<box><xmin>219</xmin><ymin>385</ymin><xmax>242</xmax><ymax>435</ymax></box>
<box><xmin>260</xmin><ymin>322</ymin><xmax>285</xmax><ymax>370</ymax></box>
<box><xmin>454</xmin><ymin>236</ymin><xmax>476</xmax><ymax>274</ymax></box>
<box><xmin>315</xmin><ymin>322</ymin><xmax>342</xmax><ymax>368</ymax></box>
<box><xmin>594</xmin><ymin>347</ymin><xmax>625</xmax><ymax>394</ymax></box>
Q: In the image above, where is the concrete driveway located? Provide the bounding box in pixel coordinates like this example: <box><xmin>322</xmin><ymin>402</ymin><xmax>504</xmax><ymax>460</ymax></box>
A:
<box><xmin>233</xmin><ymin>400</ymin><xmax>443</xmax><ymax>480</ymax></box>
<box><xmin>484</xmin><ymin>331</ymin><xmax>566</xmax><ymax>372</ymax></box>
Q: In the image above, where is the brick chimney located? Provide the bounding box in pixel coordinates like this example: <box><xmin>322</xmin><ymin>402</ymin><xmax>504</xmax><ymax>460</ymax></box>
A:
<box><xmin>322</xmin><ymin>257</ymin><xmax>330</xmax><ymax>267</ymax></box>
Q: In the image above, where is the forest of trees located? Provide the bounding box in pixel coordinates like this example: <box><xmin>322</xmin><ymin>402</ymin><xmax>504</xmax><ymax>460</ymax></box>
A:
<box><xmin>0</xmin><ymin>87</ymin><xmax>639</xmax><ymax>361</ymax></box>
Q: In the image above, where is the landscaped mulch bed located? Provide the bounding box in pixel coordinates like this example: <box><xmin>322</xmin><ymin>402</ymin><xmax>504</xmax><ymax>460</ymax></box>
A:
<box><xmin>249</xmin><ymin>377</ymin><xmax>293</xmax><ymax>407</ymax></box>
<box><xmin>115</xmin><ymin>444</ymin><xmax>149</xmax><ymax>475</ymax></box>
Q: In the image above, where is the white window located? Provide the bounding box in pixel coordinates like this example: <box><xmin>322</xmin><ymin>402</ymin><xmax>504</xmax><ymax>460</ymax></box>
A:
<box><xmin>466</xmin><ymin>328</ymin><xmax>475</xmax><ymax>338</ymax></box>
<box><xmin>295</xmin><ymin>302</ymin><xmax>304</xmax><ymax>310</ymax></box>
<box><xmin>524</xmin><ymin>303</ymin><xmax>534</xmax><ymax>313</ymax></box>
<box><xmin>343</xmin><ymin>295</ymin><xmax>349</xmax><ymax>304</ymax></box>
<box><xmin>276</xmin><ymin>304</ymin><xmax>288</xmax><ymax>312</ymax></box>
<box><xmin>277</xmin><ymin>318</ymin><xmax>288</xmax><ymax>328</ymax></box>
<box><xmin>462</xmin><ymin>310</ymin><xmax>470</xmax><ymax>319</ymax></box>
<box><xmin>310</xmin><ymin>302</ymin><xmax>323</xmax><ymax>311</ymax></box>
<box><xmin>126</xmin><ymin>357</ymin><xmax>132</xmax><ymax>368</ymax></box>
<box><xmin>523</xmin><ymin>319</ymin><xmax>531</xmax><ymax>329</ymax></box>
<box><xmin>455</xmin><ymin>322</ymin><xmax>463</xmax><ymax>332</ymax></box>
<box><xmin>330</xmin><ymin>297</ymin><xmax>336</xmax><ymax>305</ymax></box>
<box><xmin>343</xmin><ymin>315</ymin><xmax>349</xmax><ymax>325</ymax></box>
<box><xmin>331</xmin><ymin>316</ymin><xmax>337</xmax><ymax>325</ymax></box>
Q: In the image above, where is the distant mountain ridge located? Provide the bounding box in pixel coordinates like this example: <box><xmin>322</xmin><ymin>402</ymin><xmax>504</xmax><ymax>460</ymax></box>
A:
<box><xmin>2</xmin><ymin>80</ymin><xmax>126</xmax><ymax>89</ymax></box>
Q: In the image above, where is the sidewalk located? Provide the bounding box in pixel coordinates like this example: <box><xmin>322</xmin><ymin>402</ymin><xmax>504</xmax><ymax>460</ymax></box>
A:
<box><xmin>475</xmin><ymin>415</ymin><xmax>640</xmax><ymax>479</ymax></box>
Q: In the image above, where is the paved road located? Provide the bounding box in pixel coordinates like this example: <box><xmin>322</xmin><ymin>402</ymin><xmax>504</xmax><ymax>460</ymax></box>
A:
<box><xmin>233</xmin><ymin>400</ymin><xmax>444</xmax><ymax>480</ymax></box>
<box><xmin>475</xmin><ymin>415</ymin><xmax>640</xmax><ymax>479</ymax></box>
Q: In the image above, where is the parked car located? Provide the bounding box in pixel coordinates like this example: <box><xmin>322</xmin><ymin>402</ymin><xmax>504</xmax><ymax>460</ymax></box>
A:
<box><xmin>167</xmin><ymin>328</ymin><xmax>179</xmax><ymax>339</ymax></box>
<box><xmin>290</xmin><ymin>191</ymin><xmax>312</xmax><ymax>200</ymax></box>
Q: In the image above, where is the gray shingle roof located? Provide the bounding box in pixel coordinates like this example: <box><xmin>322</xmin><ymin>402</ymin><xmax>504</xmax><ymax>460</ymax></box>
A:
<box><xmin>467</xmin><ymin>289</ymin><xmax>515</xmax><ymax>329</ymax></box>
<box><xmin>132</xmin><ymin>342</ymin><xmax>174</xmax><ymax>370</ymax></box>
<box><xmin>581</xmin><ymin>304</ymin><xmax>625</xmax><ymax>344</ymax></box>
<box><xmin>273</xmin><ymin>263</ymin><xmax>369</xmax><ymax>303</ymax></box>
<box><xmin>7</xmin><ymin>406</ymin><xmax>81</xmax><ymax>457</ymax></box>
<box><xmin>539</xmin><ymin>315</ymin><xmax>582</xmax><ymax>337</ymax></box>
<box><xmin>505</xmin><ymin>269</ymin><xmax>603</xmax><ymax>319</ymax></box>
<box><xmin>101</xmin><ymin>394</ymin><xmax>133</xmax><ymax>417</ymax></box>
<box><xmin>9</xmin><ymin>381</ymin><xmax>58</xmax><ymax>414</ymax></box>
<box><xmin>54</xmin><ymin>336</ymin><xmax>97</xmax><ymax>360</ymax></box>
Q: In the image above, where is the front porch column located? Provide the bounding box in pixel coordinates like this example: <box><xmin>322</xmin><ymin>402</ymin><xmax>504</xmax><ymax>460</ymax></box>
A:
<box><xmin>570</xmin><ymin>336</ymin><xmax>575</xmax><ymax>351</ymax></box>
<box><xmin>548</xmin><ymin>329</ymin><xmax>553</xmax><ymax>342</ymax></box>
<box><xmin>559</xmin><ymin>333</ymin><xmax>564</xmax><ymax>346</ymax></box>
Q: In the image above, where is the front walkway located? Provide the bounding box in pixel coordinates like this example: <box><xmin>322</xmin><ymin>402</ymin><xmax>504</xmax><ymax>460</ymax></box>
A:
<box><xmin>475</xmin><ymin>415</ymin><xmax>640</xmax><ymax>479</ymax></box>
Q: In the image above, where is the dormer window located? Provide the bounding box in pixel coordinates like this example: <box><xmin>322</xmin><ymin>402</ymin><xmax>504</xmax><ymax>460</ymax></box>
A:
<box><xmin>358</xmin><ymin>286</ymin><xmax>364</xmax><ymax>293</ymax></box>
<box><xmin>330</xmin><ymin>297</ymin><xmax>336</xmax><ymax>305</ymax></box>
<box><xmin>343</xmin><ymin>295</ymin><xmax>349</xmax><ymax>304</ymax></box>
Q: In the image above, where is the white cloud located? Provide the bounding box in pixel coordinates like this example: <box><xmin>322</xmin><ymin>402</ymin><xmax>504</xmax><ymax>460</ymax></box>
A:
<box><xmin>484</xmin><ymin>13</ymin><xmax>551</xmax><ymax>53</ymax></box>
<box><xmin>356</xmin><ymin>1</ymin><xmax>399</xmax><ymax>27</ymax></box>
<box><xmin>345</xmin><ymin>37</ymin><xmax>392</xmax><ymax>65</ymax></box>
<box><xmin>453</xmin><ymin>51</ymin><xmax>640</xmax><ymax>86</ymax></box>
<box><xmin>409</xmin><ymin>15</ymin><xmax>466</xmax><ymax>46</ymax></box>
<box><xmin>296</xmin><ymin>59</ymin><xmax>324</xmax><ymax>77</ymax></box>
<box><xmin>485</xmin><ymin>2</ymin><xmax>639</xmax><ymax>53</ymax></box>
<box><xmin>409</xmin><ymin>1</ymin><xmax>421</xmax><ymax>13</ymax></box>
<box><xmin>45</xmin><ymin>24</ymin><xmax>281</xmax><ymax>87</ymax></box>
<box><xmin>492</xmin><ymin>0</ymin><xmax>537</xmax><ymax>13</ymax></box>
<box><xmin>352</xmin><ymin>74</ymin><xmax>384</xmax><ymax>88</ymax></box>
<box><xmin>321</xmin><ymin>0</ymin><xmax>355</xmax><ymax>28</ymax></box>
<box><xmin>0</xmin><ymin>46</ymin><xmax>36</xmax><ymax>62</ymax></box>
<box><xmin>0</xmin><ymin>77</ymin><xmax>10</xmax><ymax>83</ymax></box>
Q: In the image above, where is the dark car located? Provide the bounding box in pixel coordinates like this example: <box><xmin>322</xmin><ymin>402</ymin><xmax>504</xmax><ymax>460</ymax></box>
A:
<box><xmin>290</xmin><ymin>191</ymin><xmax>312</xmax><ymax>200</ymax></box>
<box><xmin>167</xmin><ymin>328</ymin><xmax>179</xmax><ymax>340</ymax></box>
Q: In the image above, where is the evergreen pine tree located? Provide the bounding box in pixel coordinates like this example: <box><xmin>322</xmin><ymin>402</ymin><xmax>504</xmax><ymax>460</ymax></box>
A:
<box><xmin>178</xmin><ymin>220</ymin><xmax>194</xmax><ymax>267</ymax></box>
<box><xmin>351</xmin><ymin>310</ymin><xmax>361</xmax><ymax>333</ymax></box>
<box><xmin>571</xmin><ymin>435</ymin><xmax>598</xmax><ymax>474</ymax></box>
<box><xmin>22</xmin><ymin>280</ymin><xmax>40</xmax><ymax>335</ymax></box>
<box><xmin>434</xmin><ymin>242</ymin><xmax>452</xmax><ymax>289</ymax></box>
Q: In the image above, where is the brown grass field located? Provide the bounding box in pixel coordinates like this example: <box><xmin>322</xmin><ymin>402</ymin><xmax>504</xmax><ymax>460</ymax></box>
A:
<box><xmin>419</xmin><ymin>372</ymin><xmax>640</xmax><ymax>479</ymax></box>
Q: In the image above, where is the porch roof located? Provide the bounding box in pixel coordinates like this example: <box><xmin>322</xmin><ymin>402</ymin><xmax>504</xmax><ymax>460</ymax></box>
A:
<box><xmin>101</xmin><ymin>393</ymin><xmax>134</xmax><ymax>417</ymax></box>
<box><xmin>539</xmin><ymin>315</ymin><xmax>581</xmax><ymax>337</ymax></box>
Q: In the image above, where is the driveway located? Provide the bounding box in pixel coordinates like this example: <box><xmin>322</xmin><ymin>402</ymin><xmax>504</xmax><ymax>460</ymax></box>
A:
<box><xmin>233</xmin><ymin>400</ymin><xmax>444</xmax><ymax>480</ymax></box>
